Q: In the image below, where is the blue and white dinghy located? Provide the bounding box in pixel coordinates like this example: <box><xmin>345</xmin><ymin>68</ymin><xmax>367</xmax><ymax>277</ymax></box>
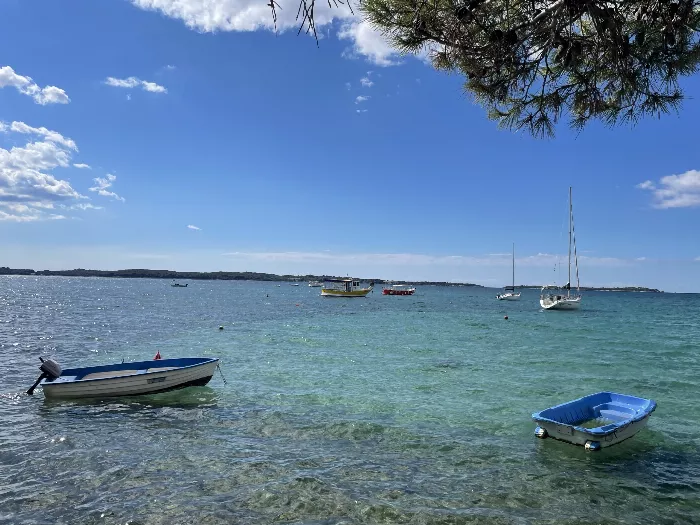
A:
<box><xmin>27</xmin><ymin>356</ymin><xmax>219</xmax><ymax>400</ymax></box>
<box><xmin>532</xmin><ymin>392</ymin><xmax>656</xmax><ymax>451</ymax></box>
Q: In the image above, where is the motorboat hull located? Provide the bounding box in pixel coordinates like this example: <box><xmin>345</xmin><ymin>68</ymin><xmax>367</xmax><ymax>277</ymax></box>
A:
<box><xmin>532</xmin><ymin>392</ymin><xmax>656</xmax><ymax>450</ymax></box>
<box><xmin>40</xmin><ymin>357</ymin><xmax>219</xmax><ymax>399</ymax></box>
<box><xmin>497</xmin><ymin>293</ymin><xmax>521</xmax><ymax>301</ymax></box>
<box><xmin>321</xmin><ymin>288</ymin><xmax>371</xmax><ymax>297</ymax></box>
<box><xmin>383</xmin><ymin>288</ymin><xmax>415</xmax><ymax>296</ymax></box>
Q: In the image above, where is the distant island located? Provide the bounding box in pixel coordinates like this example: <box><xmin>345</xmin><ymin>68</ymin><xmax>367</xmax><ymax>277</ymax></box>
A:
<box><xmin>0</xmin><ymin>267</ymin><xmax>481</xmax><ymax>287</ymax></box>
<box><xmin>515</xmin><ymin>285</ymin><xmax>663</xmax><ymax>293</ymax></box>
<box><xmin>0</xmin><ymin>267</ymin><xmax>663</xmax><ymax>291</ymax></box>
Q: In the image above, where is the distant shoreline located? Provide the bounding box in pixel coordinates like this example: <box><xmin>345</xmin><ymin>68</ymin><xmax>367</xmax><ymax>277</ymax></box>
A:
<box><xmin>0</xmin><ymin>267</ymin><xmax>479</xmax><ymax>288</ymax></box>
<box><xmin>0</xmin><ymin>267</ymin><xmax>664</xmax><ymax>292</ymax></box>
<box><xmin>516</xmin><ymin>285</ymin><xmax>664</xmax><ymax>293</ymax></box>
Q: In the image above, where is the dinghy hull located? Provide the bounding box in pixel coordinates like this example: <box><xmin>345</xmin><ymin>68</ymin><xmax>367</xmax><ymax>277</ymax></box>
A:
<box><xmin>532</xmin><ymin>391</ymin><xmax>656</xmax><ymax>450</ymax></box>
<box><xmin>40</xmin><ymin>357</ymin><xmax>219</xmax><ymax>400</ymax></box>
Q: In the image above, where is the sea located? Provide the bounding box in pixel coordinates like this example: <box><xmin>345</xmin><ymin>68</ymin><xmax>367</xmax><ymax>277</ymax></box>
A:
<box><xmin>1</xmin><ymin>276</ymin><xmax>699</xmax><ymax>525</ymax></box>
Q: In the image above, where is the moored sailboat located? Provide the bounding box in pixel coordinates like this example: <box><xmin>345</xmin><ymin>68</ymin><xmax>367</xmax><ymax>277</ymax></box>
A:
<box><xmin>496</xmin><ymin>243</ymin><xmax>520</xmax><ymax>301</ymax></box>
<box><xmin>540</xmin><ymin>187</ymin><xmax>582</xmax><ymax>310</ymax></box>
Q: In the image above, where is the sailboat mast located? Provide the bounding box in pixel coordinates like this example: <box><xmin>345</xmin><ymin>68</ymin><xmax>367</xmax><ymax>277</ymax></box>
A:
<box><xmin>512</xmin><ymin>243</ymin><xmax>515</xmax><ymax>289</ymax></box>
<box><xmin>568</xmin><ymin>186</ymin><xmax>572</xmax><ymax>297</ymax></box>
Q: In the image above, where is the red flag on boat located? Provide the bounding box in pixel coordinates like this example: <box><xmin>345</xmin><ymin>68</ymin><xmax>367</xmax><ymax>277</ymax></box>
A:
<box><xmin>154</xmin><ymin>351</ymin><xmax>162</xmax><ymax>360</ymax></box>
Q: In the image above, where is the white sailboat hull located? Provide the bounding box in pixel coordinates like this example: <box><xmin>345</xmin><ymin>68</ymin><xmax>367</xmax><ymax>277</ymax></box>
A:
<box><xmin>540</xmin><ymin>295</ymin><xmax>581</xmax><ymax>310</ymax></box>
<box><xmin>496</xmin><ymin>293</ymin><xmax>521</xmax><ymax>301</ymax></box>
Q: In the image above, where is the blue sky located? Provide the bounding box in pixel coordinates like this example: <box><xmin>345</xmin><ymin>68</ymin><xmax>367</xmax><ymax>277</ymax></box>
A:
<box><xmin>1</xmin><ymin>0</ymin><xmax>699</xmax><ymax>292</ymax></box>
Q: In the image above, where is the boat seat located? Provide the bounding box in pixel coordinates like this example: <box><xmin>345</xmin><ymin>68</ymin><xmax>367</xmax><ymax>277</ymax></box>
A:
<box><xmin>593</xmin><ymin>403</ymin><xmax>635</xmax><ymax>421</ymax></box>
<box><xmin>146</xmin><ymin>367</ymin><xmax>179</xmax><ymax>373</ymax></box>
<box><xmin>81</xmin><ymin>370</ymin><xmax>140</xmax><ymax>380</ymax></box>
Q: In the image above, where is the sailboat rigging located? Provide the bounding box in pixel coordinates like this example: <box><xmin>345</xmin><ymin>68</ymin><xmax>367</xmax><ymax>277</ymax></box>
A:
<box><xmin>540</xmin><ymin>187</ymin><xmax>582</xmax><ymax>310</ymax></box>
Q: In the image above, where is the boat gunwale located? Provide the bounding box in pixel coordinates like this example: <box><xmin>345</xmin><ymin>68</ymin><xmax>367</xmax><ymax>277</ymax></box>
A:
<box><xmin>46</xmin><ymin>357</ymin><xmax>219</xmax><ymax>385</ymax></box>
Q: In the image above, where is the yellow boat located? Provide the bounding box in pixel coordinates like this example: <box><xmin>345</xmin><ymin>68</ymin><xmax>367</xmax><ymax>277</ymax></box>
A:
<box><xmin>320</xmin><ymin>278</ymin><xmax>373</xmax><ymax>297</ymax></box>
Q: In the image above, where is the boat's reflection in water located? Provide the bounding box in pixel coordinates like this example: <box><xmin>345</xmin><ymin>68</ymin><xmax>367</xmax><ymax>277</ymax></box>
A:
<box><xmin>40</xmin><ymin>386</ymin><xmax>220</xmax><ymax>412</ymax></box>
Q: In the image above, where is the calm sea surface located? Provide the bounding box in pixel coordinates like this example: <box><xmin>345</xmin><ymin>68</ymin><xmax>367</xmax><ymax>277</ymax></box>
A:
<box><xmin>1</xmin><ymin>276</ymin><xmax>699</xmax><ymax>524</ymax></box>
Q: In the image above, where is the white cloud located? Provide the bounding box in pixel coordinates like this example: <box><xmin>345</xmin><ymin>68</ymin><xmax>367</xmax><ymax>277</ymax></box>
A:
<box><xmin>132</xmin><ymin>0</ymin><xmax>341</xmax><ymax>32</ymax></box>
<box><xmin>338</xmin><ymin>21</ymin><xmax>402</xmax><ymax>66</ymax></box>
<box><xmin>141</xmin><ymin>81</ymin><xmax>167</xmax><ymax>93</ymax></box>
<box><xmin>73</xmin><ymin>163</ymin><xmax>91</xmax><ymax>169</ymax></box>
<box><xmin>130</xmin><ymin>1</ymin><xmax>402</xmax><ymax>66</ymax></box>
<box><xmin>636</xmin><ymin>180</ymin><xmax>655</xmax><ymax>190</ymax></box>
<box><xmin>0</xmin><ymin>65</ymin><xmax>70</xmax><ymax>105</ymax></box>
<box><xmin>104</xmin><ymin>76</ymin><xmax>167</xmax><ymax>94</ymax></box>
<box><xmin>2</xmin><ymin>141</ymin><xmax>72</xmax><ymax>171</ymax></box>
<box><xmin>9</xmin><ymin>121</ymin><xmax>77</xmax><ymax>150</ymax></box>
<box><xmin>165</xmin><ymin>64</ymin><xmax>176</xmax><ymax>70</ymax></box>
<box><xmin>637</xmin><ymin>170</ymin><xmax>700</xmax><ymax>208</ymax></box>
<box><xmin>345</xmin><ymin>82</ymin><xmax>351</xmax><ymax>90</ymax></box>
<box><xmin>356</xmin><ymin>109</ymin><xmax>368</xmax><ymax>113</ymax></box>
<box><xmin>104</xmin><ymin>77</ymin><xmax>140</xmax><ymax>88</ymax></box>
<box><xmin>220</xmin><ymin>250</ymin><xmax>629</xmax><ymax>269</ymax></box>
<box><xmin>187</xmin><ymin>224</ymin><xmax>201</xmax><ymax>230</ymax></box>
<box><xmin>0</xmin><ymin>124</ymin><xmax>90</xmax><ymax>221</ymax></box>
<box><xmin>360</xmin><ymin>76</ymin><xmax>374</xmax><ymax>88</ymax></box>
<box><xmin>70</xmin><ymin>203</ymin><xmax>103</xmax><ymax>210</ymax></box>
<box><xmin>355</xmin><ymin>95</ymin><xmax>369</xmax><ymax>104</ymax></box>
<box><xmin>636</xmin><ymin>257</ymin><xmax>646</xmax><ymax>261</ymax></box>
<box><xmin>89</xmin><ymin>174</ymin><xmax>125</xmax><ymax>202</ymax></box>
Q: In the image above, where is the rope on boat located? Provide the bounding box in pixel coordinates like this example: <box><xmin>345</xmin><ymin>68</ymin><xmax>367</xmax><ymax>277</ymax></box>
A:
<box><xmin>216</xmin><ymin>362</ymin><xmax>228</xmax><ymax>385</ymax></box>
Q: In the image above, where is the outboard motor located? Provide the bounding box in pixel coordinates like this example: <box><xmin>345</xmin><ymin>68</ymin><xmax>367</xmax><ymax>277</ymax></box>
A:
<box><xmin>26</xmin><ymin>357</ymin><xmax>62</xmax><ymax>395</ymax></box>
<box><xmin>39</xmin><ymin>358</ymin><xmax>62</xmax><ymax>379</ymax></box>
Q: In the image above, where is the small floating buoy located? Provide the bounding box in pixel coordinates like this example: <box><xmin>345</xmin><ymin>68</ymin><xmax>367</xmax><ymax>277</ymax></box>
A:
<box><xmin>219</xmin><ymin>325</ymin><xmax>224</xmax><ymax>330</ymax></box>
<box><xmin>504</xmin><ymin>315</ymin><xmax>509</xmax><ymax>320</ymax></box>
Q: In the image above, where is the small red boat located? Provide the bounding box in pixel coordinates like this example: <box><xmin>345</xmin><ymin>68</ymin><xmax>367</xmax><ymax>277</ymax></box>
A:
<box><xmin>382</xmin><ymin>284</ymin><xmax>416</xmax><ymax>296</ymax></box>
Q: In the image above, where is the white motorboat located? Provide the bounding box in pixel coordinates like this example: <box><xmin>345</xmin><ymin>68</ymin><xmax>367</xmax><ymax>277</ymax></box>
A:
<box><xmin>27</xmin><ymin>356</ymin><xmax>219</xmax><ymax>400</ymax></box>
<box><xmin>321</xmin><ymin>278</ymin><xmax>372</xmax><ymax>297</ymax></box>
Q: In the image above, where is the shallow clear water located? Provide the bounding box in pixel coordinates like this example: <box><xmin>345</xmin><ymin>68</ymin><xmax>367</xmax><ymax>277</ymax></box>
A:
<box><xmin>1</xmin><ymin>276</ymin><xmax>699</xmax><ymax>524</ymax></box>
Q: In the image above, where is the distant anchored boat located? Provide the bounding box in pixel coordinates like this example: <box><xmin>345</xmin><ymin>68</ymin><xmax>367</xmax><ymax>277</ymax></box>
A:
<box><xmin>532</xmin><ymin>392</ymin><xmax>656</xmax><ymax>451</ymax></box>
<box><xmin>321</xmin><ymin>278</ymin><xmax>372</xmax><ymax>297</ymax></box>
<box><xmin>540</xmin><ymin>187</ymin><xmax>581</xmax><ymax>310</ymax></box>
<box><xmin>27</xmin><ymin>356</ymin><xmax>219</xmax><ymax>400</ymax></box>
<box><xmin>171</xmin><ymin>282</ymin><xmax>188</xmax><ymax>287</ymax></box>
<box><xmin>496</xmin><ymin>243</ymin><xmax>521</xmax><ymax>301</ymax></box>
<box><xmin>308</xmin><ymin>281</ymin><xmax>323</xmax><ymax>287</ymax></box>
<box><xmin>382</xmin><ymin>284</ymin><xmax>416</xmax><ymax>296</ymax></box>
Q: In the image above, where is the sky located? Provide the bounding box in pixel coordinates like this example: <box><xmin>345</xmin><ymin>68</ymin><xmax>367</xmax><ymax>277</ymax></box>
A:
<box><xmin>0</xmin><ymin>0</ymin><xmax>699</xmax><ymax>292</ymax></box>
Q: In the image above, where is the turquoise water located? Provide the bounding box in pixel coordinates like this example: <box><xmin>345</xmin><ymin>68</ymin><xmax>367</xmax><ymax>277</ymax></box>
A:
<box><xmin>1</xmin><ymin>276</ymin><xmax>699</xmax><ymax>524</ymax></box>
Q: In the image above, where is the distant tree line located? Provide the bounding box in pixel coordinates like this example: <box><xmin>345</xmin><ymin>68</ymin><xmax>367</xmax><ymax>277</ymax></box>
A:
<box><xmin>517</xmin><ymin>284</ymin><xmax>662</xmax><ymax>293</ymax></box>
<box><xmin>0</xmin><ymin>267</ymin><xmax>480</xmax><ymax>287</ymax></box>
